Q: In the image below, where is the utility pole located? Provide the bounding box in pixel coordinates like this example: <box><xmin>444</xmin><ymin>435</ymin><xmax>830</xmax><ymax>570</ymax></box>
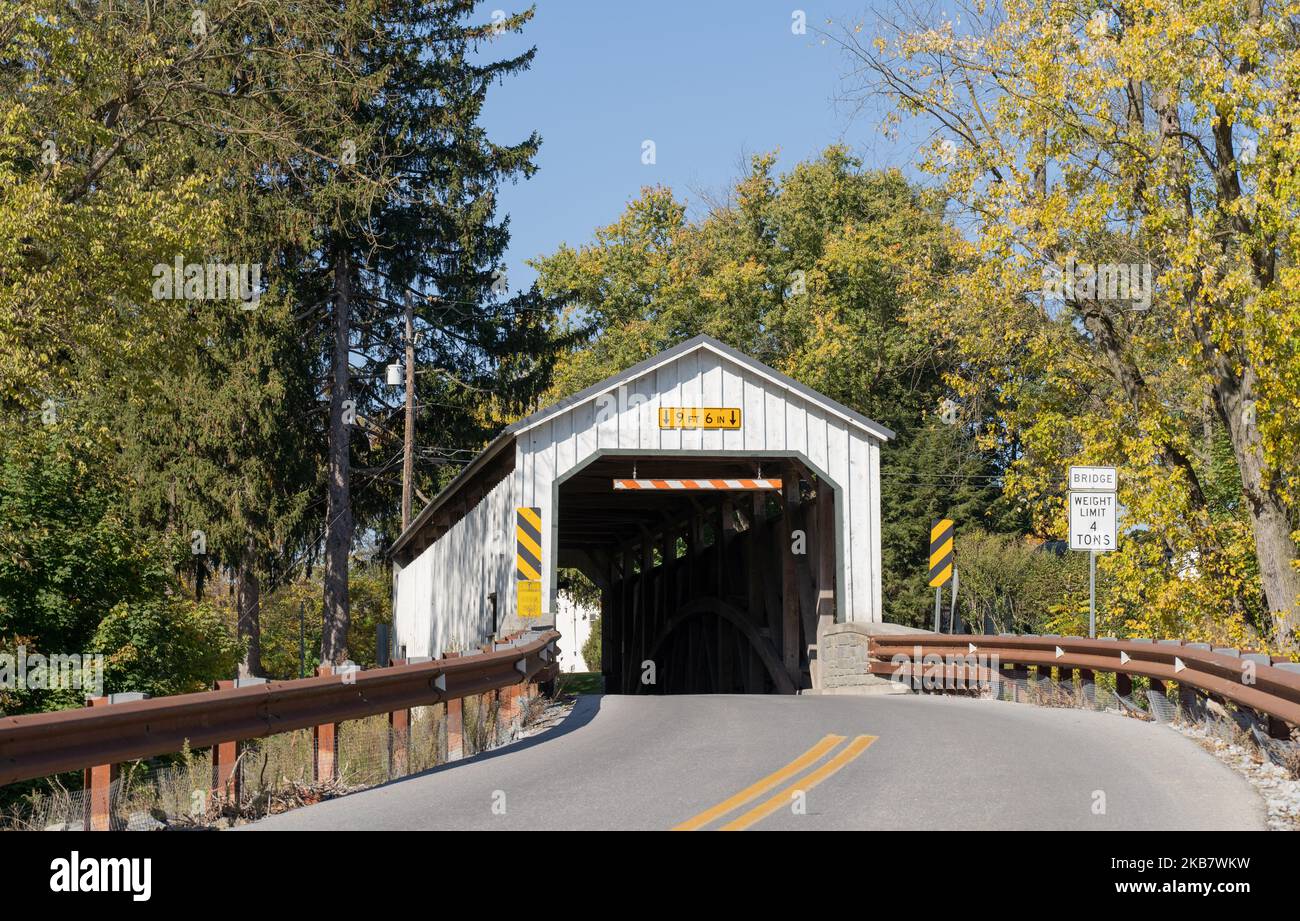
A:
<box><xmin>401</xmin><ymin>292</ymin><xmax>416</xmax><ymax>530</ymax></box>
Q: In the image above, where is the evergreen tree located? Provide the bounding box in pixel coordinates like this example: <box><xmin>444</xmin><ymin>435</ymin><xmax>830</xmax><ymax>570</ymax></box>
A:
<box><xmin>314</xmin><ymin>1</ymin><xmax>558</xmax><ymax>662</ymax></box>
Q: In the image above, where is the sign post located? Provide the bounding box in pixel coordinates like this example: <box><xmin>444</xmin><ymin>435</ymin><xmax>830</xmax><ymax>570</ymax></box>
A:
<box><xmin>1068</xmin><ymin>467</ymin><xmax>1118</xmax><ymax>638</ymax></box>
<box><xmin>929</xmin><ymin>519</ymin><xmax>954</xmax><ymax>633</ymax></box>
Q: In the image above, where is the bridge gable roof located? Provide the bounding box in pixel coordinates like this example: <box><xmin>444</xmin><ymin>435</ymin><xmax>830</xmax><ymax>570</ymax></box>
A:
<box><xmin>504</xmin><ymin>334</ymin><xmax>895</xmax><ymax>442</ymax></box>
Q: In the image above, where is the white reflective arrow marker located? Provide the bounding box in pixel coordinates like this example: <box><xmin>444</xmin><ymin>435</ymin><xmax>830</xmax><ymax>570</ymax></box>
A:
<box><xmin>1174</xmin><ymin>657</ymin><xmax>1186</xmax><ymax>674</ymax></box>
<box><xmin>1120</xmin><ymin>651</ymin><xmax>1131</xmax><ymax>665</ymax></box>
<box><xmin>968</xmin><ymin>643</ymin><xmax>977</xmax><ymax>654</ymax></box>
<box><xmin>1055</xmin><ymin>646</ymin><xmax>1064</xmax><ymax>659</ymax></box>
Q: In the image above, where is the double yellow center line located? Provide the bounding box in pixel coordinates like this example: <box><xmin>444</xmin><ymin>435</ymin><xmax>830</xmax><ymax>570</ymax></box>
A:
<box><xmin>673</xmin><ymin>733</ymin><xmax>877</xmax><ymax>831</ymax></box>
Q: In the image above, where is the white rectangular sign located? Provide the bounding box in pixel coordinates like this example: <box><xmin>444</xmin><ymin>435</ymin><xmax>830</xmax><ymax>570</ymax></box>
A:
<box><xmin>1069</xmin><ymin>465</ymin><xmax>1117</xmax><ymax>491</ymax></box>
<box><xmin>1069</xmin><ymin>491</ymin><xmax>1117</xmax><ymax>551</ymax></box>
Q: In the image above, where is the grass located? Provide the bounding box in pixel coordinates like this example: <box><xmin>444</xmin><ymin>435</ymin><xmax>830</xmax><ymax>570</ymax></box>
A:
<box><xmin>555</xmin><ymin>672</ymin><xmax>604</xmax><ymax>696</ymax></box>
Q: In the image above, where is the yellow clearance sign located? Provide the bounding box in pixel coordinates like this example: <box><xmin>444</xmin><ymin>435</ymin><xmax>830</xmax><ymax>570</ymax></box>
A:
<box><xmin>516</xmin><ymin>506</ymin><xmax>543</xmax><ymax>618</ymax></box>
<box><xmin>929</xmin><ymin>519</ymin><xmax>954</xmax><ymax>587</ymax></box>
<box><xmin>658</xmin><ymin>407</ymin><xmax>742</xmax><ymax>430</ymax></box>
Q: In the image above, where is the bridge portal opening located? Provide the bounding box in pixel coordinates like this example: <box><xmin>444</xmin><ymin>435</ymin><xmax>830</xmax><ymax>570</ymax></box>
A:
<box><xmin>556</xmin><ymin>455</ymin><xmax>837</xmax><ymax>694</ymax></box>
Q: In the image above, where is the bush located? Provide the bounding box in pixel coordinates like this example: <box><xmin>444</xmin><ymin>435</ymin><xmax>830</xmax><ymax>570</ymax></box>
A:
<box><xmin>92</xmin><ymin>595</ymin><xmax>240</xmax><ymax>697</ymax></box>
<box><xmin>580</xmin><ymin>616</ymin><xmax>601</xmax><ymax>672</ymax></box>
<box><xmin>955</xmin><ymin>529</ymin><xmax>1090</xmax><ymax>635</ymax></box>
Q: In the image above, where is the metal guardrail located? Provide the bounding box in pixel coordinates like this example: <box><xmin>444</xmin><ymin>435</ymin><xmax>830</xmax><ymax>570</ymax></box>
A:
<box><xmin>0</xmin><ymin>629</ymin><xmax>560</xmax><ymax>787</ymax></box>
<box><xmin>867</xmin><ymin>633</ymin><xmax>1300</xmax><ymax>729</ymax></box>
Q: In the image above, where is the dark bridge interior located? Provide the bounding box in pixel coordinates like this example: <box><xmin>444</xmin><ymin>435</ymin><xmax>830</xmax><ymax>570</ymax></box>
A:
<box><xmin>557</xmin><ymin>456</ymin><xmax>836</xmax><ymax>695</ymax></box>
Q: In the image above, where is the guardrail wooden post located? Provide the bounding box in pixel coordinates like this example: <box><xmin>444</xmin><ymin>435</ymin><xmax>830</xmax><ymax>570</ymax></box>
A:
<box><xmin>505</xmin><ymin>684</ymin><xmax>520</xmax><ymax>728</ymax></box>
<box><xmin>212</xmin><ymin>680</ymin><xmax>240</xmax><ymax>806</ymax></box>
<box><xmin>1079</xmin><ymin>668</ymin><xmax>1095</xmax><ymax>706</ymax></box>
<box><xmin>82</xmin><ymin>696</ymin><xmax>116</xmax><ymax>831</ymax></box>
<box><xmin>210</xmin><ymin>678</ymin><xmax>266</xmax><ymax>806</ymax></box>
<box><xmin>314</xmin><ymin>665</ymin><xmax>338</xmax><ymax>783</ymax></box>
<box><xmin>1116</xmin><ymin>673</ymin><xmax>1132</xmax><ymax>698</ymax></box>
<box><xmin>501</xmin><ymin>686</ymin><xmax>512</xmax><ymax>736</ymax></box>
<box><xmin>488</xmin><ymin>688</ymin><xmax>501</xmax><ymax>744</ymax></box>
<box><xmin>387</xmin><ymin>658</ymin><xmax>411</xmax><ymax>778</ymax></box>
<box><xmin>443</xmin><ymin>651</ymin><xmax>464</xmax><ymax>761</ymax></box>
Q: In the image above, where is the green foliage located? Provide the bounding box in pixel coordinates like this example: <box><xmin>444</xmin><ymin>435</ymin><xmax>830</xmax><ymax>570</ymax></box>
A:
<box><xmin>845</xmin><ymin>0</ymin><xmax>1300</xmax><ymax>644</ymax></box>
<box><xmin>953</xmin><ymin>530</ymin><xmax>1094</xmax><ymax>636</ymax></box>
<box><xmin>257</xmin><ymin>565</ymin><xmax>392</xmax><ymax>679</ymax></box>
<box><xmin>92</xmin><ymin>595</ymin><xmax>239</xmax><ymax>698</ymax></box>
<box><xmin>882</xmin><ymin>424</ymin><xmax>1024</xmax><ymax>627</ymax></box>
<box><xmin>115</xmin><ymin>295</ymin><xmax>321</xmax><ymax>598</ymax></box>
<box><xmin>258</xmin><ymin>580</ymin><xmax>320</xmax><ymax>680</ymax></box>
<box><xmin>0</xmin><ymin>427</ymin><xmax>171</xmax><ymax>655</ymax></box>
<box><xmin>345</xmin><ymin>564</ymin><xmax>394</xmax><ymax>669</ymax></box>
<box><xmin>0</xmin><ymin>0</ymin><xmax>385</xmax><ymax>414</ymax></box>
<box><xmin>581</xmin><ymin>617</ymin><xmax>602</xmax><ymax>673</ymax></box>
<box><xmin>558</xmin><ymin>568</ymin><xmax>600</xmax><ymax>610</ymax></box>
<box><xmin>0</xmin><ymin>423</ymin><xmax>244</xmax><ymax>711</ymax></box>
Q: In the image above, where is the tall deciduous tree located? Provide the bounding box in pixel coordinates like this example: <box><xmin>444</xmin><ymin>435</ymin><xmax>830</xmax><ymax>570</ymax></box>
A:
<box><xmin>836</xmin><ymin>0</ymin><xmax>1300</xmax><ymax>646</ymax></box>
<box><xmin>1</xmin><ymin>2</ymin><xmax>391</xmax><ymax>678</ymax></box>
<box><xmin>0</xmin><ymin>0</ymin><xmax>383</xmax><ymax>417</ymax></box>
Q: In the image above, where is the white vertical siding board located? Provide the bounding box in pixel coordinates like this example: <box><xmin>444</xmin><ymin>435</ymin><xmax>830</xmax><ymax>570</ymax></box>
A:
<box><xmin>509</xmin><ymin>443</ymin><xmax>527</xmax><ymax>625</ymax></box>
<box><xmin>632</xmin><ymin>372</ymin><xmax>657</xmax><ymax>451</ymax></box>
<box><xmin>699</xmin><ymin>354</ymin><xmax>724</xmax><ymax>453</ymax></box>
<box><xmin>594</xmin><ymin>384</ymin><xmax>618</xmax><ymax>450</ymax></box>
<box><xmin>825</xmin><ymin>417</ymin><xmax>852</xmax><ymax>618</ymax></box>
<box><xmin>743</xmin><ymin>372</ymin><xmax>765</xmax><ymax>451</ymax></box>
<box><xmin>576</xmin><ymin>398</ymin><xmax>598</xmax><ymax>462</ymax></box>
<box><xmin>679</xmin><ymin>349</ymin><xmax>703</xmax><ymax>451</ymax></box>
<box><xmin>534</xmin><ymin>420</ymin><xmax>557</xmax><ymax>612</ymax></box>
<box><xmin>785</xmin><ymin>394</ymin><xmax>808</xmax><ymax>458</ymax></box>
<box><xmin>868</xmin><ymin>438</ymin><xmax>883</xmax><ymax>621</ymax></box>
<box><xmin>617</xmin><ymin>375</ymin><xmax>638</xmax><ymax>450</ymax></box>
<box><xmin>555</xmin><ymin>406</ymin><xmax>576</xmax><ymax>478</ymax></box>
<box><xmin>764</xmin><ymin>387</ymin><xmax>786</xmax><ymax>452</ymax></box>
<box><xmin>806</xmin><ymin>407</ymin><xmax>828</xmax><ymax>477</ymax></box>
<box><xmin>721</xmin><ymin>361</ymin><xmax>745</xmax><ymax>452</ymax></box>
<box><xmin>659</xmin><ymin>359</ymin><xmax>683</xmax><ymax>451</ymax></box>
<box><xmin>848</xmin><ymin>430</ymin><xmax>871</xmax><ymax>622</ymax></box>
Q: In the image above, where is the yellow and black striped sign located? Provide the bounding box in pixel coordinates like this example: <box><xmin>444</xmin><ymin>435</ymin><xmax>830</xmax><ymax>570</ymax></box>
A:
<box><xmin>516</xmin><ymin>507</ymin><xmax>542</xmax><ymax>581</ymax></box>
<box><xmin>516</xmin><ymin>507</ymin><xmax>543</xmax><ymax>618</ymax></box>
<box><xmin>929</xmin><ymin>518</ymin><xmax>954</xmax><ymax>587</ymax></box>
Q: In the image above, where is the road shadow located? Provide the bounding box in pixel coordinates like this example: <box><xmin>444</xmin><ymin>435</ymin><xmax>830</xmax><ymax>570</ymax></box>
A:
<box><xmin>360</xmin><ymin>693</ymin><xmax>604</xmax><ymax>792</ymax></box>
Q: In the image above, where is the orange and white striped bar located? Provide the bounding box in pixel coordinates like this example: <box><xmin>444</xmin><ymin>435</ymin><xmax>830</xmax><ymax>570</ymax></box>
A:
<box><xmin>612</xmin><ymin>478</ymin><xmax>782</xmax><ymax>491</ymax></box>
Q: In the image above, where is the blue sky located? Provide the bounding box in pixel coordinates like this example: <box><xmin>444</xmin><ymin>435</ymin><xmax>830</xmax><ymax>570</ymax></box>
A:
<box><xmin>475</xmin><ymin>1</ymin><xmax>920</xmax><ymax>294</ymax></box>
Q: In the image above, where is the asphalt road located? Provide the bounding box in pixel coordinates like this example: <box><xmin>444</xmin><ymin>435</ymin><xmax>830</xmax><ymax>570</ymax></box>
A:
<box><xmin>247</xmin><ymin>693</ymin><xmax>1266</xmax><ymax>831</ymax></box>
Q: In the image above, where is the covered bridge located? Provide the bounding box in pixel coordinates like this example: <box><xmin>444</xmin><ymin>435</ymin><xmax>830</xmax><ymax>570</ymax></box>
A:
<box><xmin>390</xmin><ymin>335</ymin><xmax>893</xmax><ymax>693</ymax></box>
